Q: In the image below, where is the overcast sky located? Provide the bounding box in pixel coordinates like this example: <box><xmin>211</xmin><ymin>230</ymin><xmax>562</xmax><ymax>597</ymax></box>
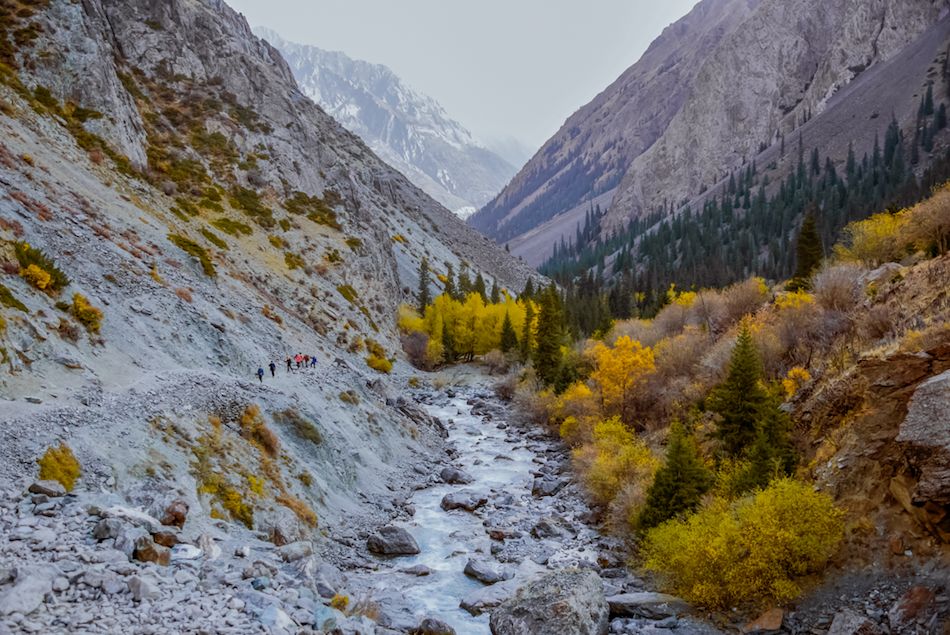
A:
<box><xmin>227</xmin><ymin>0</ymin><xmax>698</xmax><ymax>154</ymax></box>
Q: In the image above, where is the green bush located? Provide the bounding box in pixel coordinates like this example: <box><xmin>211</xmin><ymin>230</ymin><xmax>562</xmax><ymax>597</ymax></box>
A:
<box><xmin>200</xmin><ymin>228</ymin><xmax>228</xmax><ymax>250</ymax></box>
<box><xmin>14</xmin><ymin>242</ymin><xmax>70</xmax><ymax>292</ymax></box>
<box><xmin>641</xmin><ymin>478</ymin><xmax>844</xmax><ymax>607</ymax></box>
<box><xmin>0</xmin><ymin>283</ymin><xmax>28</xmax><ymax>312</ymax></box>
<box><xmin>167</xmin><ymin>234</ymin><xmax>216</xmax><ymax>277</ymax></box>
<box><xmin>230</xmin><ymin>187</ymin><xmax>275</xmax><ymax>229</ymax></box>
<box><xmin>284</xmin><ymin>191</ymin><xmax>341</xmax><ymax>230</ymax></box>
<box><xmin>212</xmin><ymin>218</ymin><xmax>252</xmax><ymax>236</ymax></box>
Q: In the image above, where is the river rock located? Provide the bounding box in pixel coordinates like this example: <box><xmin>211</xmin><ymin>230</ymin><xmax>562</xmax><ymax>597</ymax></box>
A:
<box><xmin>278</xmin><ymin>540</ymin><xmax>313</xmax><ymax>562</ymax></box>
<box><xmin>0</xmin><ymin>571</ymin><xmax>52</xmax><ymax>616</ymax></box>
<box><xmin>401</xmin><ymin>564</ymin><xmax>434</xmax><ymax>577</ymax></box>
<box><xmin>160</xmin><ymin>499</ymin><xmax>188</xmax><ymax>528</ymax></box>
<box><xmin>367</xmin><ymin>526</ymin><xmax>420</xmax><ymax>555</ymax></box>
<box><xmin>827</xmin><ymin>609</ymin><xmax>883</xmax><ymax>635</ymax></box>
<box><xmin>742</xmin><ymin>607</ymin><xmax>783</xmax><ymax>632</ymax></box>
<box><xmin>440</xmin><ymin>491</ymin><xmax>488</xmax><ymax>512</ymax></box>
<box><xmin>606</xmin><ymin>592</ymin><xmax>688</xmax><ymax>619</ymax></box>
<box><xmin>133</xmin><ymin>536</ymin><xmax>171</xmax><ymax>566</ymax></box>
<box><xmin>489</xmin><ymin>569</ymin><xmax>608</xmax><ymax>635</ymax></box>
<box><xmin>464</xmin><ymin>558</ymin><xmax>511</xmax><ymax>585</ymax></box>
<box><xmin>28</xmin><ymin>481</ymin><xmax>66</xmax><ymax>497</ymax></box>
<box><xmin>888</xmin><ymin>586</ymin><xmax>936</xmax><ymax>631</ymax></box>
<box><xmin>440</xmin><ymin>467</ymin><xmax>475</xmax><ymax>485</ymax></box>
<box><xmin>92</xmin><ymin>518</ymin><xmax>123</xmax><ymax>541</ymax></box>
<box><xmin>531</xmin><ymin>477</ymin><xmax>567</xmax><ymax>497</ymax></box>
<box><xmin>410</xmin><ymin>616</ymin><xmax>457</xmax><ymax>635</ymax></box>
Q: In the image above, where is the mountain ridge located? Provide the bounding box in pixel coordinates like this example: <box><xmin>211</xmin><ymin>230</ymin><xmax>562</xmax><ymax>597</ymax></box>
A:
<box><xmin>256</xmin><ymin>27</ymin><xmax>517</xmax><ymax>218</ymax></box>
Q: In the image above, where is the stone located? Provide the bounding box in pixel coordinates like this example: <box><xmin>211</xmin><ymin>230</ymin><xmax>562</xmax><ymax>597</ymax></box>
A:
<box><xmin>259</xmin><ymin>604</ymin><xmax>294</xmax><ymax>631</ymax></box>
<box><xmin>51</xmin><ymin>577</ymin><xmax>69</xmax><ymax>592</ymax></box>
<box><xmin>440</xmin><ymin>467</ymin><xmax>474</xmax><ymax>485</ymax></box>
<box><xmin>133</xmin><ymin>536</ymin><xmax>171</xmax><ymax>566</ymax></box>
<box><xmin>440</xmin><ymin>491</ymin><xmax>488</xmax><ymax>512</ymax></box>
<box><xmin>896</xmin><ymin>371</ymin><xmax>950</xmax><ymax>529</ymax></box>
<box><xmin>160</xmin><ymin>499</ymin><xmax>188</xmax><ymax>528</ymax></box>
<box><xmin>234</xmin><ymin>546</ymin><xmax>251</xmax><ymax>558</ymax></box>
<box><xmin>92</xmin><ymin>518</ymin><xmax>123</xmax><ymax>541</ymax></box>
<box><xmin>278</xmin><ymin>541</ymin><xmax>313</xmax><ymax>562</ymax></box>
<box><xmin>605</xmin><ymin>592</ymin><xmax>688</xmax><ymax>619</ymax></box>
<box><xmin>152</xmin><ymin>530</ymin><xmax>178</xmax><ymax>547</ymax></box>
<box><xmin>27</xmin><ymin>481</ymin><xmax>66</xmax><ymax>498</ymax></box>
<box><xmin>888</xmin><ymin>586</ymin><xmax>936</xmax><ymax>631</ymax></box>
<box><xmin>742</xmin><ymin>607</ymin><xmax>784</xmax><ymax>633</ymax></box>
<box><xmin>489</xmin><ymin>569</ymin><xmax>608</xmax><ymax>635</ymax></box>
<box><xmin>401</xmin><ymin>564</ymin><xmax>433</xmax><ymax>577</ymax></box>
<box><xmin>463</xmin><ymin>559</ymin><xmax>510</xmax><ymax>585</ymax></box>
<box><xmin>0</xmin><ymin>572</ymin><xmax>52</xmax><ymax>617</ymax></box>
<box><xmin>127</xmin><ymin>576</ymin><xmax>161</xmax><ymax>602</ymax></box>
<box><xmin>367</xmin><ymin>526</ymin><xmax>420</xmax><ymax>556</ymax></box>
<box><xmin>531</xmin><ymin>516</ymin><xmax>570</xmax><ymax>539</ymax></box>
<box><xmin>531</xmin><ymin>477</ymin><xmax>567</xmax><ymax>497</ymax></box>
<box><xmin>171</xmin><ymin>544</ymin><xmax>202</xmax><ymax>561</ymax></box>
<box><xmin>410</xmin><ymin>616</ymin><xmax>457</xmax><ymax>635</ymax></box>
<box><xmin>198</xmin><ymin>533</ymin><xmax>222</xmax><ymax>560</ymax></box>
<box><xmin>114</xmin><ymin>525</ymin><xmax>149</xmax><ymax>558</ymax></box>
<box><xmin>827</xmin><ymin>609</ymin><xmax>883</xmax><ymax>635</ymax></box>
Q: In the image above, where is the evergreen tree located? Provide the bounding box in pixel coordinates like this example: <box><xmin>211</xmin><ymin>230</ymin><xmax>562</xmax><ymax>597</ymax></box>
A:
<box><xmin>638</xmin><ymin>421</ymin><xmax>714</xmax><ymax>530</ymax></box>
<box><xmin>500</xmin><ymin>312</ymin><xmax>518</xmax><ymax>354</ymax></box>
<box><xmin>443</xmin><ymin>263</ymin><xmax>457</xmax><ymax>300</ymax></box>
<box><xmin>521</xmin><ymin>278</ymin><xmax>535</xmax><ymax>300</ymax></box>
<box><xmin>789</xmin><ymin>209</ymin><xmax>823</xmax><ymax>289</ymax></box>
<box><xmin>520</xmin><ymin>300</ymin><xmax>534</xmax><ymax>363</ymax></box>
<box><xmin>532</xmin><ymin>285</ymin><xmax>564</xmax><ymax>386</ymax></box>
<box><xmin>707</xmin><ymin>323</ymin><xmax>769</xmax><ymax>457</ymax></box>
<box><xmin>457</xmin><ymin>267</ymin><xmax>473</xmax><ymax>299</ymax></box>
<box><xmin>416</xmin><ymin>257</ymin><xmax>431</xmax><ymax>313</ymax></box>
<box><xmin>474</xmin><ymin>273</ymin><xmax>487</xmax><ymax>302</ymax></box>
<box><xmin>490</xmin><ymin>281</ymin><xmax>500</xmax><ymax>304</ymax></box>
<box><xmin>937</xmin><ymin>103</ymin><xmax>947</xmax><ymax>131</ymax></box>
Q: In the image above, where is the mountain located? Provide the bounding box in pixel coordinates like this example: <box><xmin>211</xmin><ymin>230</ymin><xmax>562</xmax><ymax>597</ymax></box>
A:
<box><xmin>256</xmin><ymin>27</ymin><xmax>517</xmax><ymax>219</ymax></box>
<box><xmin>472</xmin><ymin>0</ymin><xmax>950</xmax><ymax>266</ymax></box>
<box><xmin>0</xmin><ymin>0</ymin><xmax>535</xmax><ymax>606</ymax></box>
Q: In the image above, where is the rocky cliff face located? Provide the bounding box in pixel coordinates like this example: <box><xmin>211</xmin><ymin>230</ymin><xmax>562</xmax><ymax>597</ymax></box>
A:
<box><xmin>256</xmin><ymin>27</ymin><xmax>517</xmax><ymax>218</ymax></box>
<box><xmin>0</xmin><ymin>0</ymin><xmax>535</xmax><ymax>569</ymax></box>
<box><xmin>474</xmin><ymin>0</ymin><xmax>950</xmax><ymax>253</ymax></box>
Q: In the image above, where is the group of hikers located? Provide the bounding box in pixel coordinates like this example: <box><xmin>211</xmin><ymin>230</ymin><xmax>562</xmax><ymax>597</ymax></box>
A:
<box><xmin>256</xmin><ymin>353</ymin><xmax>317</xmax><ymax>382</ymax></box>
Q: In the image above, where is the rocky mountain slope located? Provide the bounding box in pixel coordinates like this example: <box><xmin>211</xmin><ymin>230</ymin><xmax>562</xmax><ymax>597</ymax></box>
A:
<box><xmin>0</xmin><ymin>0</ymin><xmax>539</xmax><ymax>630</ymax></box>
<box><xmin>256</xmin><ymin>27</ymin><xmax>517</xmax><ymax>219</ymax></box>
<box><xmin>472</xmin><ymin>0</ymin><xmax>950</xmax><ymax>262</ymax></box>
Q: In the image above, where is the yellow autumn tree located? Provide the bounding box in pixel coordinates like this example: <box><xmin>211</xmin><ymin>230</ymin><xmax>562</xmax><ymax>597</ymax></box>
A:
<box><xmin>573</xmin><ymin>416</ymin><xmax>659</xmax><ymax>507</ymax></box>
<box><xmin>590</xmin><ymin>336</ymin><xmax>655</xmax><ymax>422</ymax></box>
<box><xmin>834</xmin><ymin>210</ymin><xmax>911</xmax><ymax>267</ymax></box>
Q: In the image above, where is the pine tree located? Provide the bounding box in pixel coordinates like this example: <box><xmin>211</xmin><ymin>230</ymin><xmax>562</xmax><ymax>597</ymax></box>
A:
<box><xmin>490</xmin><ymin>281</ymin><xmax>500</xmax><ymax>304</ymax></box>
<box><xmin>521</xmin><ymin>278</ymin><xmax>535</xmax><ymax>300</ymax></box>
<box><xmin>937</xmin><ymin>103</ymin><xmax>947</xmax><ymax>131</ymax></box>
<box><xmin>416</xmin><ymin>258</ymin><xmax>431</xmax><ymax>313</ymax></box>
<box><xmin>500</xmin><ymin>312</ymin><xmax>518</xmax><ymax>354</ymax></box>
<box><xmin>789</xmin><ymin>209</ymin><xmax>823</xmax><ymax>289</ymax></box>
<box><xmin>707</xmin><ymin>323</ymin><xmax>769</xmax><ymax>457</ymax></box>
<box><xmin>443</xmin><ymin>263</ymin><xmax>457</xmax><ymax>300</ymax></box>
<box><xmin>638</xmin><ymin>421</ymin><xmax>713</xmax><ymax>530</ymax></box>
<box><xmin>474</xmin><ymin>273</ymin><xmax>487</xmax><ymax>302</ymax></box>
<box><xmin>441</xmin><ymin>318</ymin><xmax>456</xmax><ymax>363</ymax></box>
<box><xmin>520</xmin><ymin>300</ymin><xmax>534</xmax><ymax>363</ymax></box>
<box><xmin>457</xmin><ymin>268</ymin><xmax>472</xmax><ymax>299</ymax></box>
<box><xmin>532</xmin><ymin>285</ymin><xmax>563</xmax><ymax>386</ymax></box>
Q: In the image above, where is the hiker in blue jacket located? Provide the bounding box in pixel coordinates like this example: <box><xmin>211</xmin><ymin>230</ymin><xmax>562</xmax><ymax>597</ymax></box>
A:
<box><xmin>257</xmin><ymin>367</ymin><xmax>265</xmax><ymax>383</ymax></box>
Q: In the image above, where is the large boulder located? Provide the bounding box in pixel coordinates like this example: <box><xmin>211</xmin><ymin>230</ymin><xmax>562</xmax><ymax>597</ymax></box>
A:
<box><xmin>606</xmin><ymin>592</ymin><xmax>689</xmax><ymax>619</ymax></box>
<box><xmin>440</xmin><ymin>467</ymin><xmax>475</xmax><ymax>485</ymax></box>
<box><xmin>367</xmin><ymin>526</ymin><xmax>420</xmax><ymax>556</ymax></box>
<box><xmin>441</xmin><ymin>491</ymin><xmax>488</xmax><ymax>512</ymax></box>
<box><xmin>826</xmin><ymin>609</ymin><xmax>883</xmax><ymax>635</ymax></box>
<box><xmin>464</xmin><ymin>559</ymin><xmax>511</xmax><ymax>585</ymax></box>
<box><xmin>0</xmin><ymin>570</ymin><xmax>52</xmax><ymax>616</ymax></box>
<box><xmin>489</xmin><ymin>570</ymin><xmax>608</xmax><ymax>635</ymax></box>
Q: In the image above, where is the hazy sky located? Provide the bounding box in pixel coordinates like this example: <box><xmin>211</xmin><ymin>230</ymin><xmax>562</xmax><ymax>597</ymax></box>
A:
<box><xmin>227</xmin><ymin>0</ymin><xmax>698</xmax><ymax>153</ymax></box>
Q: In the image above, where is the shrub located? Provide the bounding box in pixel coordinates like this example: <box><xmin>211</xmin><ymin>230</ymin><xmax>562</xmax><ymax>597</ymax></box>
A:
<box><xmin>284</xmin><ymin>252</ymin><xmax>304</xmax><ymax>270</ymax></box>
<box><xmin>366</xmin><ymin>355</ymin><xmax>393</xmax><ymax>374</ymax></box>
<box><xmin>337</xmin><ymin>284</ymin><xmax>359</xmax><ymax>305</ymax></box>
<box><xmin>481</xmin><ymin>349</ymin><xmax>508</xmax><ymax>375</ymax></box>
<box><xmin>229</xmin><ymin>187</ymin><xmax>275</xmax><ymax>228</ymax></box>
<box><xmin>0</xmin><ymin>283</ymin><xmax>28</xmax><ymax>312</ymax></box>
<box><xmin>20</xmin><ymin>264</ymin><xmax>51</xmax><ymax>291</ymax></box>
<box><xmin>339</xmin><ymin>390</ymin><xmax>359</xmax><ymax>405</ymax></box>
<box><xmin>834</xmin><ymin>211</ymin><xmax>911</xmax><ymax>267</ymax></box>
<box><xmin>276</xmin><ymin>493</ymin><xmax>318</xmax><ymax>527</ymax></box>
<box><xmin>812</xmin><ymin>264</ymin><xmax>863</xmax><ymax>312</ymax></box>
<box><xmin>401</xmin><ymin>331</ymin><xmax>430</xmax><ymax>369</ymax></box>
<box><xmin>572</xmin><ymin>417</ymin><xmax>659</xmax><ymax>508</ymax></box>
<box><xmin>274</xmin><ymin>409</ymin><xmax>322</xmax><ymax>445</ymax></box>
<box><xmin>211</xmin><ymin>218</ymin><xmax>253</xmax><ymax>236</ymax></box>
<box><xmin>70</xmin><ymin>293</ymin><xmax>103</xmax><ymax>333</ymax></box>
<box><xmin>200</xmin><ymin>228</ymin><xmax>228</xmax><ymax>250</ymax></box>
<box><xmin>345</xmin><ymin>237</ymin><xmax>362</xmax><ymax>251</ymax></box>
<box><xmin>641</xmin><ymin>479</ymin><xmax>845</xmax><ymax>607</ymax></box>
<box><xmin>239</xmin><ymin>405</ymin><xmax>280</xmax><ymax>456</ymax></box>
<box><xmin>167</xmin><ymin>234</ymin><xmax>215</xmax><ymax>277</ymax></box>
<box><xmin>15</xmin><ymin>241</ymin><xmax>70</xmax><ymax>292</ymax></box>
<box><xmin>330</xmin><ymin>595</ymin><xmax>349</xmax><ymax>611</ymax></box>
<box><xmin>37</xmin><ymin>443</ymin><xmax>81</xmax><ymax>492</ymax></box>
<box><xmin>284</xmin><ymin>191</ymin><xmax>341</xmax><ymax>230</ymax></box>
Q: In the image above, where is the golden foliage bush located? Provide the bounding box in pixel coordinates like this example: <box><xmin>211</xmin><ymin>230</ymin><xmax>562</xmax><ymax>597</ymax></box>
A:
<box><xmin>14</xmin><ymin>242</ymin><xmax>70</xmax><ymax>292</ymax></box>
<box><xmin>20</xmin><ymin>263</ymin><xmax>51</xmax><ymax>290</ymax></box>
<box><xmin>330</xmin><ymin>595</ymin><xmax>349</xmax><ymax>611</ymax></box>
<box><xmin>641</xmin><ymin>478</ymin><xmax>844</xmax><ymax>607</ymax></box>
<box><xmin>37</xmin><ymin>443</ymin><xmax>81</xmax><ymax>491</ymax></box>
<box><xmin>835</xmin><ymin>210</ymin><xmax>910</xmax><ymax>267</ymax></box>
<box><xmin>366</xmin><ymin>354</ymin><xmax>393</xmax><ymax>374</ymax></box>
<box><xmin>572</xmin><ymin>417</ymin><xmax>658</xmax><ymax>508</ymax></box>
<box><xmin>589</xmin><ymin>336</ymin><xmax>655</xmax><ymax>422</ymax></box>
<box><xmin>71</xmin><ymin>293</ymin><xmax>103</xmax><ymax>333</ymax></box>
<box><xmin>239</xmin><ymin>405</ymin><xmax>280</xmax><ymax>456</ymax></box>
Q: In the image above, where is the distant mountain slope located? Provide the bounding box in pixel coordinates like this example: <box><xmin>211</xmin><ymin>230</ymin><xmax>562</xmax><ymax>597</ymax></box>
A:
<box><xmin>474</xmin><ymin>0</ymin><xmax>950</xmax><ymax>262</ymax></box>
<box><xmin>256</xmin><ymin>27</ymin><xmax>516</xmax><ymax>218</ymax></box>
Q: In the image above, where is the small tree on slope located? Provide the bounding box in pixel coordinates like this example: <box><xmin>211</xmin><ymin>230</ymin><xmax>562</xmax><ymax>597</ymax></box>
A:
<box><xmin>638</xmin><ymin>420</ymin><xmax>713</xmax><ymax>530</ymax></box>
